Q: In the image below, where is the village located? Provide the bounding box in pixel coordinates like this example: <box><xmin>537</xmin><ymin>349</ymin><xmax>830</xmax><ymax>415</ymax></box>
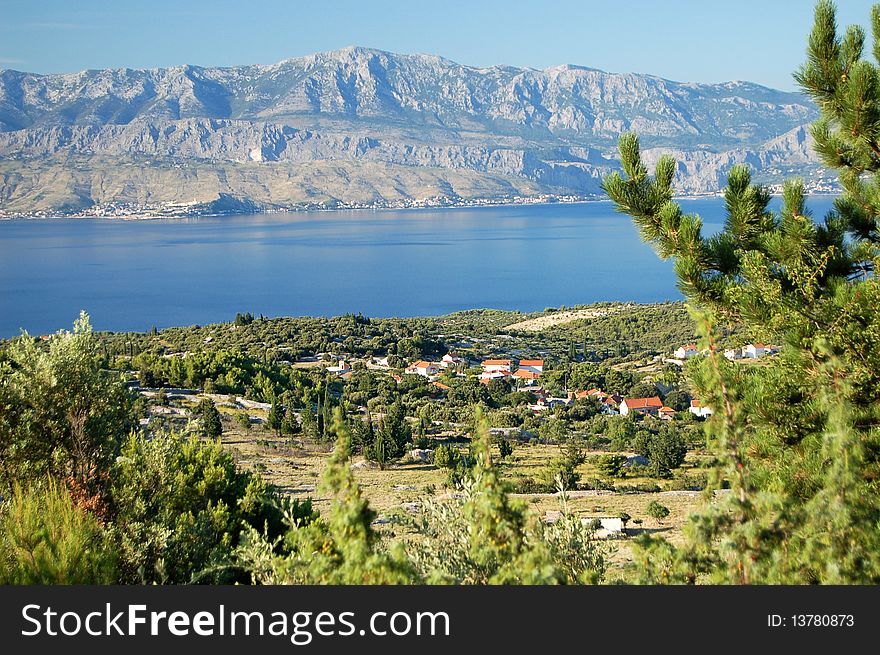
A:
<box><xmin>317</xmin><ymin>338</ymin><xmax>784</xmax><ymax>424</ymax></box>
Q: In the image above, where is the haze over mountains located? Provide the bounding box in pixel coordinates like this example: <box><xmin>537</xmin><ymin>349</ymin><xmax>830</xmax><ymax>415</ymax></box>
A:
<box><xmin>0</xmin><ymin>46</ymin><xmax>831</xmax><ymax>215</ymax></box>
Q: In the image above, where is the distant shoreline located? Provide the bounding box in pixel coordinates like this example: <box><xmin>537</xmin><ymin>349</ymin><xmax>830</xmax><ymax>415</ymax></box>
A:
<box><xmin>0</xmin><ymin>190</ymin><xmax>839</xmax><ymax>221</ymax></box>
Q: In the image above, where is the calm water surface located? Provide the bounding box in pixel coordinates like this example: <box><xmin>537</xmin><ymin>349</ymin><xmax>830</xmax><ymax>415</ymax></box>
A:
<box><xmin>0</xmin><ymin>197</ymin><xmax>837</xmax><ymax>337</ymax></box>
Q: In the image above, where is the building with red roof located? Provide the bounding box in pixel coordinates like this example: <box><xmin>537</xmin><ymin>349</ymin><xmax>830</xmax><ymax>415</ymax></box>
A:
<box><xmin>619</xmin><ymin>396</ymin><xmax>663</xmax><ymax>416</ymax></box>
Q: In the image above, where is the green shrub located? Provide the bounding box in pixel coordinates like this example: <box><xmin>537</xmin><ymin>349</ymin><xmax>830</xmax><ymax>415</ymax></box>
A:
<box><xmin>194</xmin><ymin>398</ymin><xmax>222</xmax><ymax>438</ymax></box>
<box><xmin>0</xmin><ymin>312</ymin><xmax>134</xmax><ymax>491</ymax></box>
<box><xmin>432</xmin><ymin>443</ymin><xmax>461</xmax><ymax>469</ymax></box>
<box><xmin>0</xmin><ymin>478</ymin><xmax>117</xmax><ymax>584</ymax></box>
<box><xmin>109</xmin><ymin>431</ymin><xmax>299</xmax><ymax>584</ymax></box>
<box><xmin>646</xmin><ymin>501</ymin><xmax>670</xmax><ymax>522</ymax></box>
<box><xmin>595</xmin><ymin>454</ymin><xmax>627</xmax><ymax>477</ymax></box>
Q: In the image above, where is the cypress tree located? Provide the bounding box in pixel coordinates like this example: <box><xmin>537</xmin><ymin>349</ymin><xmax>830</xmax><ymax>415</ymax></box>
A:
<box><xmin>266</xmin><ymin>397</ymin><xmax>283</xmax><ymax>437</ymax></box>
<box><xmin>322</xmin><ymin>382</ymin><xmax>331</xmax><ymax>441</ymax></box>
<box><xmin>301</xmin><ymin>402</ymin><xmax>318</xmax><ymax>442</ymax></box>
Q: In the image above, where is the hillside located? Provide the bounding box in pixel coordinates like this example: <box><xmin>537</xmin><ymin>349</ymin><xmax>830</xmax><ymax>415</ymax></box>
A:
<box><xmin>0</xmin><ymin>47</ymin><xmax>832</xmax><ymax>215</ymax></box>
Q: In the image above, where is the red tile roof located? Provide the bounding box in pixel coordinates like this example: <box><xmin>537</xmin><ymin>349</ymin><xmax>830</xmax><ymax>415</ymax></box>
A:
<box><xmin>624</xmin><ymin>396</ymin><xmax>663</xmax><ymax>409</ymax></box>
<box><xmin>410</xmin><ymin>360</ymin><xmax>436</xmax><ymax>369</ymax></box>
<box><xmin>513</xmin><ymin>369</ymin><xmax>541</xmax><ymax>379</ymax></box>
<box><xmin>519</xmin><ymin>359</ymin><xmax>544</xmax><ymax>367</ymax></box>
<box><xmin>482</xmin><ymin>359</ymin><xmax>512</xmax><ymax>366</ymax></box>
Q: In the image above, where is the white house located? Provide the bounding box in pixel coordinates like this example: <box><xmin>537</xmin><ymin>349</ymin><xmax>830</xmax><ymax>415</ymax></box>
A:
<box><xmin>674</xmin><ymin>344</ymin><xmax>699</xmax><ymax>359</ymax></box>
<box><xmin>619</xmin><ymin>396</ymin><xmax>663</xmax><ymax>416</ymax></box>
<box><xmin>658</xmin><ymin>406</ymin><xmax>677</xmax><ymax>420</ymax></box>
<box><xmin>743</xmin><ymin>343</ymin><xmax>766</xmax><ymax>358</ymax></box>
<box><xmin>690</xmin><ymin>399</ymin><xmax>713</xmax><ymax>418</ymax></box>
<box><xmin>576</xmin><ymin>388</ymin><xmax>607</xmax><ymax>401</ymax></box>
<box><xmin>440</xmin><ymin>353</ymin><xmax>464</xmax><ymax>369</ymax></box>
<box><xmin>513</xmin><ymin>368</ymin><xmax>541</xmax><ymax>385</ymax></box>
<box><xmin>405</xmin><ymin>360</ymin><xmax>440</xmax><ymax>377</ymax></box>
<box><xmin>517</xmin><ymin>359</ymin><xmax>544</xmax><ymax>374</ymax></box>
<box><xmin>481</xmin><ymin>359</ymin><xmax>512</xmax><ymax>374</ymax></box>
<box><xmin>326</xmin><ymin>359</ymin><xmax>351</xmax><ymax>374</ymax></box>
<box><xmin>724</xmin><ymin>348</ymin><xmax>743</xmax><ymax>360</ymax></box>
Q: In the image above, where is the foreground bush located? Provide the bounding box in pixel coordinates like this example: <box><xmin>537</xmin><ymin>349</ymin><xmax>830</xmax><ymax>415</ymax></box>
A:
<box><xmin>109</xmin><ymin>431</ymin><xmax>301</xmax><ymax>583</ymax></box>
<box><xmin>0</xmin><ymin>478</ymin><xmax>116</xmax><ymax>584</ymax></box>
<box><xmin>0</xmin><ymin>312</ymin><xmax>133</xmax><ymax>493</ymax></box>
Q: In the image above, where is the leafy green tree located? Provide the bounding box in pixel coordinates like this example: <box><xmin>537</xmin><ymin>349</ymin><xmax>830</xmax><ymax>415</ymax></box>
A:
<box><xmin>538</xmin><ymin>417</ymin><xmax>569</xmax><ymax>443</ymax></box>
<box><xmin>138</xmin><ymin>367</ymin><xmax>156</xmax><ymax>388</ymax></box>
<box><xmin>604</xmin><ymin>0</ymin><xmax>880</xmax><ymax>583</ymax></box>
<box><xmin>378</xmin><ymin>400</ymin><xmax>411</xmax><ymax>456</ymax></box>
<box><xmin>300</xmin><ymin>401</ymin><xmax>318</xmax><ymax>441</ymax></box>
<box><xmin>628</xmin><ymin>381</ymin><xmax>658</xmax><ymax>398</ymax></box>
<box><xmin>194</xmin><ymin>398</ymin><xmax>222</xmax><ymax>439</ymax></box>
<box><xmin>265</xmin><ymin>397</ymin><xmax>282</xmax><ymax>437</ymax></box>
<box><xmin>364</xmin><ymin>416</ymin><xmax>399</xmax><ymax>470</ymax></box>
<box><xmin>235</xmin><ymin>411</ymin><xmax>252</xmax><ymax>432</ymax></box>
<box><xmin>0</xmin><ymin>312</ymin><xmax>134</xmax><ymax>493</ymax></box>
<box><xmin>543</xmin><ymin>441</ymin><xmax>585</xmax><ymax>491</ymax></box>
<box><xmin>350</xmin><ymin>412</ymin><xmax>374</xmax><ymax>455</ymax></box>
<box><xmin>109</xmin><ymin>431</ymin><xmax>291</xmax><ymax>584</ymax></box>
<box><xmin>281</xmin><ymin>402</ymin><xmax>299</xmax><ymax>436</ymax></box>
<box><xmin>432</xmin><ymin>443</ymin><xmax>461</xmax><ymax>470</ymax></box>
<box><xmin>234</xmin><ymin>312</ymin><xmax>254</xmax><ymax>326</ymax></box>
<box><xmin>321</xmin><ymin>382</ymin><xmax>332</xmax><ymax>440</ymax></box>
<box><xmin>632</xmin><ymin>427</ymin><xmax>687</xmax><ymax>477</ymax></box>
<box><xmin>595</xmin><ymin>454</ymin><xmax>627</xmax><ymax>478</ymax></box>
<box><xmin>663</xmin><ymin>389</ymin><xmax>690</xmax><ymax>412</ymax></box>
<box><xmin>498</xmin><ymin>438</ymin><xmax>514</xmax><ymax>460</ymax></box>
<box><xmin>646</xmin><ymin>428</ymin><xmax>687</xmax><ymax>478</ymax></box>
<box><xmin>431</xmin><ymin>442</ymin><xmax>474</xmax><ymax>487</ymax></box>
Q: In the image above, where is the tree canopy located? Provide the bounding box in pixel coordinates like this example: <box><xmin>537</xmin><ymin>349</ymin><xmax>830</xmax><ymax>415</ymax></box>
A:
<box><xmin>603</xmin><ymin>0</ymin><xmax>880</xmax><ymax>583</ymax></box>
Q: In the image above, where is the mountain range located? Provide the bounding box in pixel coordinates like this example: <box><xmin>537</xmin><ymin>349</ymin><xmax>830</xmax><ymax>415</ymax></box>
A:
<box><xmin>0</xmin><ymin>46</ymin><xmax>832</xmax><ymax>216</ymax></box>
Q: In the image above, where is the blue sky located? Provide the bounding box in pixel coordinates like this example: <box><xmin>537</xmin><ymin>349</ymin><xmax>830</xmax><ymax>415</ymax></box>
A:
<box><xmin>0</xmin><ymin>0</ymin><xmax>877</xmax><ymax>90</ymax></box>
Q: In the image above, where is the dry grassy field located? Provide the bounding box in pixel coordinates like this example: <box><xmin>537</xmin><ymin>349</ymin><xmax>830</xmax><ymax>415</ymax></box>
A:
<box><xmin>203</xmin><ymin>400</ymin><xmax>715</xmax><ymax>579</ymax></box>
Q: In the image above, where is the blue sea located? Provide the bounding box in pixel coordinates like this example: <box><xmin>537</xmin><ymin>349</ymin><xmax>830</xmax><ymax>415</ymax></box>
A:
<box><xmin>0</xmin><ymin>196</ymin><xmax>837</xmax><ymax>337</ymax></box>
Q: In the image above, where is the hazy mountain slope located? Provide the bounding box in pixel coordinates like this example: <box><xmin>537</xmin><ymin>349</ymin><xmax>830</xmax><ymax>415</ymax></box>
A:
<box><xmin>0</xmin><ymin>47</ymin><xmax>833</xmax><ymax>215</ymax></box>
